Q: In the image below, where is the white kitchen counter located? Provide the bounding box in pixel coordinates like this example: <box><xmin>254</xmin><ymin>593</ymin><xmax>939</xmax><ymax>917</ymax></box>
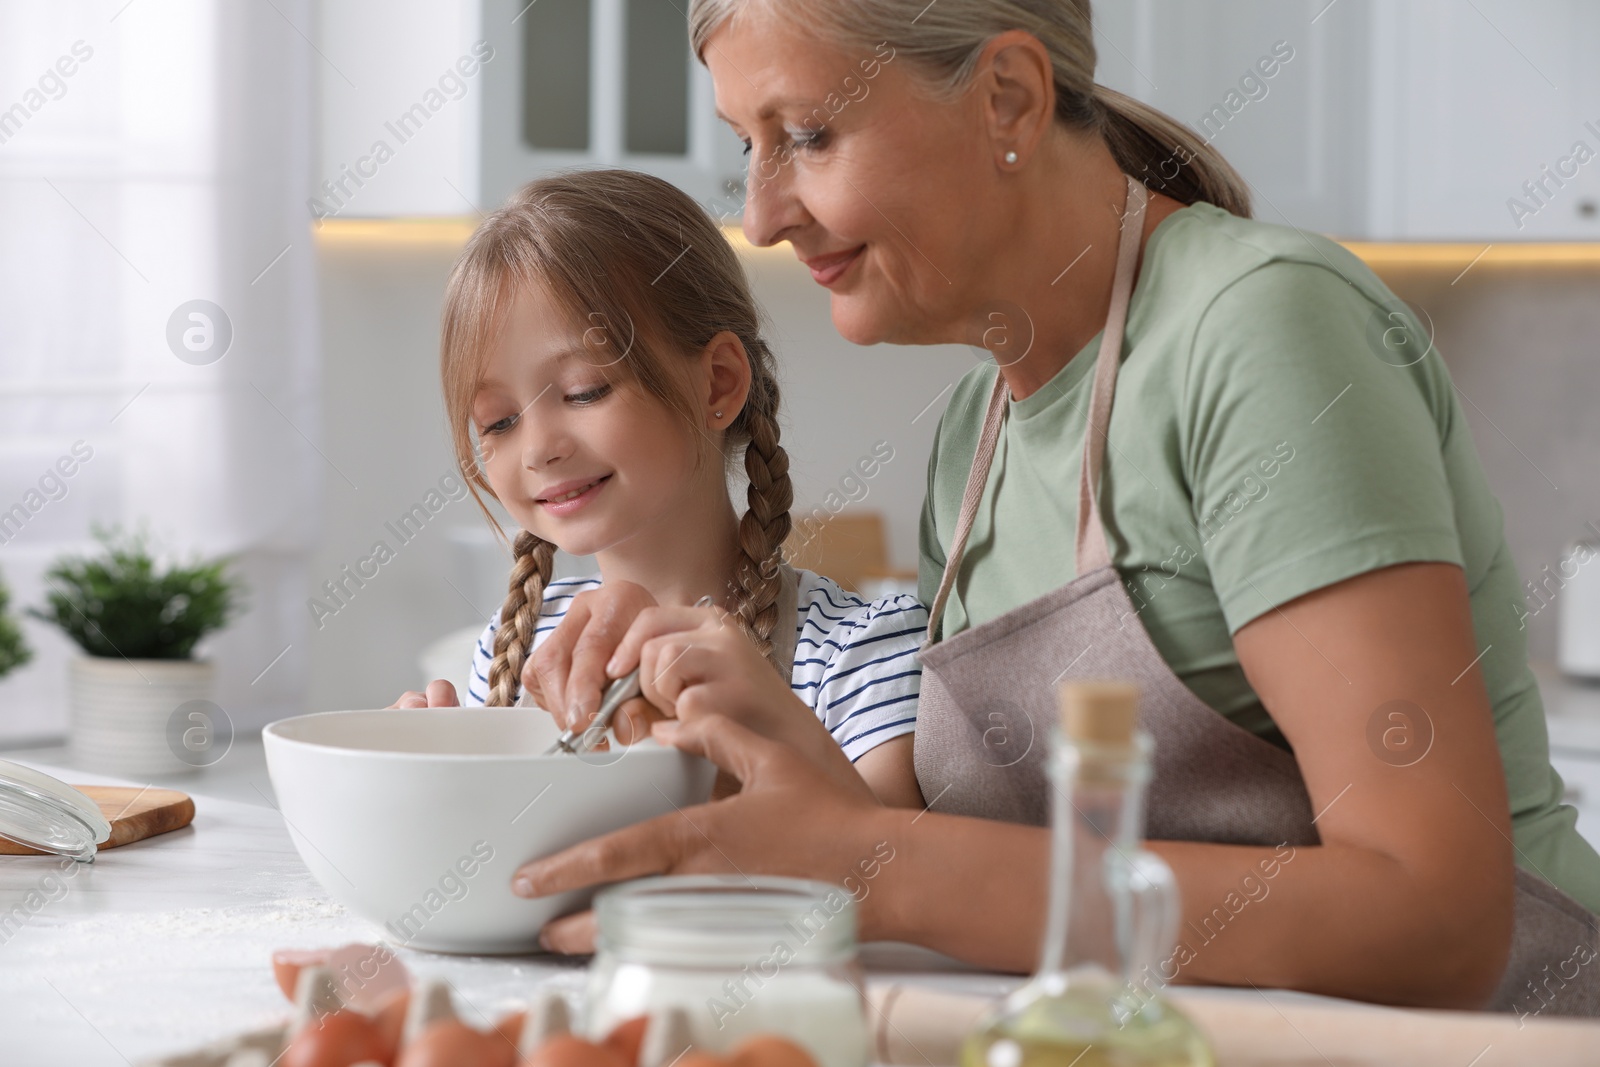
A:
<box><xmin>6</xmin><ymin>762</ymin><xmax>1594</xmax><ymax>1067</ymax></box>
<box><xmin>0</xmin><ymin>762</ymin><xmax>567</xmax><ymax>1064</ymax></box>
<box><xmin>7</xmin><ymin>663</ymin><xmax>1600</xmax><ymax>1066</ymax></box>
<box><xmin>0</xmin><ymin>756</ymin><xmax>1012</xmax><ymax>1067</ymax></box>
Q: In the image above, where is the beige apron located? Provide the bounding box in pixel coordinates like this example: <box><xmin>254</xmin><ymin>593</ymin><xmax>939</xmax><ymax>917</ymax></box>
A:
<box><xmin>911</xmin><ymin>175</ymin><xmax>1599</xmax><ymax>1016</ymax></box>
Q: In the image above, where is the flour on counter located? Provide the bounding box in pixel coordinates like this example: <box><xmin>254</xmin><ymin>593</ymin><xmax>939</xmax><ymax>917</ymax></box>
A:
<box><xmin>24</xmin><ymin>896</ymin><xmax>350</xmax><ymax>945</ymax></box>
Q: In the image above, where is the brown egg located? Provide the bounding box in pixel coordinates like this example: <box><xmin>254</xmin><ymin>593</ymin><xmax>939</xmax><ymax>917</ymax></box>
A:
<box><xmin>494</xmin><ymin>1009</ymin><xmax>527</xmax><ymax>1049</ymax></box>
<box><xmin>272</xmin><ymin>948</ymin><xmax>332</xmax><ymax>1003</ymax></box>
<box><xmin>397</xmin><ymin>1019</ymin><xmax>518</xmax><ymax>1067</ymax></box>
<box><xmin>370</xmin><ymin>987</ymin><xmax>411</xmax><ymax>1063</ymax></box>
<box><xmin>520</xmin><ymin>1035</ymin><xmax>630</xmax><ymax>1067</ymax></box>
<box><xmin>672</xmin><ymin>1054</ymin><xmax>729</xmax><ymax>1067</ymax></box>
<box><xmin>281</xmin><ymin>1009</ymin><xmax>391</xmax><ymax>1067</ymax></box>
<box><xmin>728</xmin><ymin>1036</ymin><xmax>817</xmax><ymax>1067</ymax></box>
<box><xmin>399</xmin><ymin>1019</ymin><xmax>518</xmax><ymax>1067</ymax></box>
<box><xmin>328</xmin><ymin>942</ymin><xmax>410</xmax><ymax>1014</ymax></box>
<box><xmin>600</xmin><ymin>1017</ymin><xmax>648</xmax><ymax>1065</ymax></box>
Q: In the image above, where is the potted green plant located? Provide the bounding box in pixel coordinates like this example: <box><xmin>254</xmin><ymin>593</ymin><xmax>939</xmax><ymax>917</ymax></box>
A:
<box><xmin>0</xmin><ymin>571</ymin><xmax>30</xmax><ymax>681</ymax></box>
<box><xmin>30</xmin><ymin>527</ymin><xmax>244</xmax><ymax>775</ymax></box>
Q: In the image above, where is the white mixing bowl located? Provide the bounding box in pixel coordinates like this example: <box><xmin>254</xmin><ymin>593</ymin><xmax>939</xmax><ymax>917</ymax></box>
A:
<box><xmin>263</xmin><ymin>707</ymin><xmax>716</xmax><ymax>954</ymax></box>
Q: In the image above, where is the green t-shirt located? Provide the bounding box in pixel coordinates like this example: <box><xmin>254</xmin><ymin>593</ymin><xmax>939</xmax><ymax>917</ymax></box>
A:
<box><xmin>919</xmin><ymin>200</ymin><xmax>1600</xmax><ymax>912</ymax></box>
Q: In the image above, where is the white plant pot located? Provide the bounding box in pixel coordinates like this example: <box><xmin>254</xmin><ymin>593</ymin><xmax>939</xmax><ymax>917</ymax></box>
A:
<box><xmin>68</xmin><ymin>657</ymin><xmax>216</xmax><ymax>777</ymax></box>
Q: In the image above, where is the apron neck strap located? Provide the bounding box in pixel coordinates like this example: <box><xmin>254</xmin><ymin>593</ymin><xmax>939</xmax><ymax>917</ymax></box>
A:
<box><xmin>924</xmin><ymin>174</ymin><xmax>1149</xmax><ymax>642</ymax></box>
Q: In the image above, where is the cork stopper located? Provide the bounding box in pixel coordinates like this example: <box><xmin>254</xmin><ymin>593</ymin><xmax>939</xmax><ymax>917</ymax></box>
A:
<box><xmin>1058</xmin><ymin>681</ymin><xmax>1139</xmax><ymax>744</ymax></box>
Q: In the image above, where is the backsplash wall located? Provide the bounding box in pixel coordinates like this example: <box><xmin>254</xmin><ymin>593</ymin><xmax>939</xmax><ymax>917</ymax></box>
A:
<box><xmin>304</xmin><ymin>235</ymin><xmax>1597</xmax><ymax>713</ymax></box>
<box><xmin>1369</xmin><ymin>261</ymin><xmax>1600</xmax><ymax>666</ymax></box>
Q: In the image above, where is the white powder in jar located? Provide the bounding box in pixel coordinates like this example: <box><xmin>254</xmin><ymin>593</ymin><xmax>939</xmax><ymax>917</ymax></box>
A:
<box><xmin>590</xmin><ymin>962</ymin><xmax>869</xmax><ymax>1067</ymax></box>
<box><xmin>586</xmin><ymin>876</ymin><xmax>872</xmax><ymax>1067</ymax></box>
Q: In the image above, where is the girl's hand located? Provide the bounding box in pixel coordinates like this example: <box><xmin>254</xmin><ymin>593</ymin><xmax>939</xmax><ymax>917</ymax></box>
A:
<box><xmin>388</xmin><ymin>680</ymin><xmax>460</xmax><ymax>708</ymax></box>
<box><xmin>610</xmin><ymin>605</ymin><xmax>864</xmax><ymax>793</ymax></box>
<box><xmin>521</xmin><ymin>580</ymin><xmax>657</xmax><ymax>732</ymax></box>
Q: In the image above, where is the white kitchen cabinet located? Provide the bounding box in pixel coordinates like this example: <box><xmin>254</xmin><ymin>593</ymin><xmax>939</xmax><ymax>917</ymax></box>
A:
<box><xmin>477</xmin><ymin>0</ymin><xmax>748</xmax><ymax>217</ymax></box>
<box><xmin>315</xmin><ymin>0</ymin><xmax>486</xmax><ymax>219</ymax></box>
<box><xmin>1096</xmin><ymin>0</ymin><xmax>1600</xmax><ymax>240</ymax></box>
<box><xmin>316</xmin><ymin>0</ymin><xmax>746</xmax><ymax>219</ymax></box>
<box><xmin>1550</xmin><ymin>749</ymin><xmax>1600</xmax><ymax>851</ymax></box>
<box><xmin>1538</xmin><ymin>661</ymin><xmax>1600</xmax><ymax>852</ymax></box>
<box><xmin>320</xmin><ymin>1</ymin><xmax>1600</xmax><ymax>237</ymax></box>
<box><xmin>1094</xmin><ymin>0</ymin><xmax>1375</xmax><ymax>237</ymax></box>
<box><xmin>1372</xmin><ymin>0</ymin><xmax>1600</xmax><ymax>240</ymax></box>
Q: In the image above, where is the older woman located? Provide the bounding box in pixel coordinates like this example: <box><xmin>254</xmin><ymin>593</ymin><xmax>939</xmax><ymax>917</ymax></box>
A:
<box><xmin>507</xmin><ymin>0</ymin><xmax>1600</xmax><ymax>1013</ymax></box>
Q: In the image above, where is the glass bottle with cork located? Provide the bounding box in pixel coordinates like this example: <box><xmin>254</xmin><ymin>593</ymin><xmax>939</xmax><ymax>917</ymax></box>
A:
<box><xmin>962</xmin><ymin>682</ymin><xmax>1215</xmax><ymax>1067</ymax></box>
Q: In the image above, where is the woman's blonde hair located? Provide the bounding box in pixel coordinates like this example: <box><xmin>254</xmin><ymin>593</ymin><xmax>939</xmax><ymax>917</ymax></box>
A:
<box><xmin>687</xmin><ymin>0</ymin><xmax>1252</xmax><ymax>217</ymax></box>
<box><xmin>441</xmin><ymin>169</ymin><xmax>793</xmax><ymax>706</ymax></box>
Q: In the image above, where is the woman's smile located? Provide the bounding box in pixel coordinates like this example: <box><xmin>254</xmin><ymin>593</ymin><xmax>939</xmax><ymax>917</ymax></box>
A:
<box><xmin>802</xmin><ymin>244</ymin><xmax>865</xmax><ymax>287</ymax></box>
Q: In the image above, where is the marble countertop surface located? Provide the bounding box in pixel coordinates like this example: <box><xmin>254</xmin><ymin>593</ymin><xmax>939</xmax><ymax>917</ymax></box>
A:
<box><xmin>5</xmin><ymin>661</ymin><xmax>1599</xmax><ymax>1065</ymax></box>
<box><xmin>0</xmin><ymin>753</ymin><xmax>1023</xmax><ymax>1067</ymax></box>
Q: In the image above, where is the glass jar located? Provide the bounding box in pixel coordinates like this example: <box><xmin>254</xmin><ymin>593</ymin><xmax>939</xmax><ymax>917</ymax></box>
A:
<box><xmin>585</xmin><ymin>875</ymin><xmax>869</xmax><ymax>1067</ymax></box>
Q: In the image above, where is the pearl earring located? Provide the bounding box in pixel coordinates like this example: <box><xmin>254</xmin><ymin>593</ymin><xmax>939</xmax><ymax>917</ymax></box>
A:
<box><xmin>714</xmin><ymin>410</ymin><xmax>724</xmax><ymax>419</ymax></box>
<box><xmin>1004</xmin><ymin>150</ymin><xmax>1019</xmax><ymax>165</ymax></box>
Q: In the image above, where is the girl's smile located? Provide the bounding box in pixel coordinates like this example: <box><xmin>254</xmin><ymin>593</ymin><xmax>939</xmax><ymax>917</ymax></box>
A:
<box><xmin>535</xmin><ymin>473</ymin><xmax>613</xmax><ymax>515</ymax></box>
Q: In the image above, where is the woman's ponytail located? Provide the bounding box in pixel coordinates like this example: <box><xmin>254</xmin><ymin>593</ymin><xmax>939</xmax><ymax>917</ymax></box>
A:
<box><xmin>1092</xmin><ymin>85</ymin><xmax>1252</xmax><ymax>218</ymax></box>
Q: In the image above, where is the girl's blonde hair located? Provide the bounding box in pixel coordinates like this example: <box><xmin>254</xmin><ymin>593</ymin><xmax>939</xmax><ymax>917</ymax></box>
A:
<box><xmin>441</xmin><ymin>169</ymin><xmax>793</xmax><ymax>706</ymax></box>
<box><xmin>687</xmin><ymin>0</ymin><xmax>1252</xmax><ymax>217</ymax></box>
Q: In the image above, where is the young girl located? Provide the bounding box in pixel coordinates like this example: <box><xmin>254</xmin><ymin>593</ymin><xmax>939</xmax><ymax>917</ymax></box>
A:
<box><xmin>397</xmin><ymin>169</ymin><xmax>925</xmax><ymax>807</ymax></box>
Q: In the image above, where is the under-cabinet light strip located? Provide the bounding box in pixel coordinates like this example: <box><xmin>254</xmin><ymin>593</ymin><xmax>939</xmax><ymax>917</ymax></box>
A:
<box><xmin>313</xmin><ymin>219</ymin><xmax>1600</xmax><ymax>269</ymax></box>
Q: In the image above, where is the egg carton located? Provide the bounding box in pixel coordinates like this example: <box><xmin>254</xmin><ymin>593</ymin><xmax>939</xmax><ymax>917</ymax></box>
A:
<box><xmin>135</xmin><ymin>965</ymin><xmax>693</xmax><ymax>1067</ymax></box>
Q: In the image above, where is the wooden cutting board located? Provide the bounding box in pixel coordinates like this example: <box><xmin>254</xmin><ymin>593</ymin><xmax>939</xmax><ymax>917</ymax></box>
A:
<box><xmin>0</xmin><ymin>785</ymin><xmax>195</xmax><ymax>856</ymax></box>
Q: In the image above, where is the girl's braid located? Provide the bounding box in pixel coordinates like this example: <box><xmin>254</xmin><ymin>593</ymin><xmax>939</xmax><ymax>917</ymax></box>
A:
<box><xmin>727</xmin><ymin>357</ymin><xmax>793</xmax><ymax>674</ymax></box>
<box><xmin>486</xmin><ymin>530</ymin><xmax>556</xmax><ymax>706</ymax></box>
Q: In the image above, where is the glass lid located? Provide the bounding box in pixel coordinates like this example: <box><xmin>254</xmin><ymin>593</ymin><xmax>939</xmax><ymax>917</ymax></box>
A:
<box><xmin>0</xmin><ymin>760</ymin><xmax>111</xmax><ymax>861</ymax></box>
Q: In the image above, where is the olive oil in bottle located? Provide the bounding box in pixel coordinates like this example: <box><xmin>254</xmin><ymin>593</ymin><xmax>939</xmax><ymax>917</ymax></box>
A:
<box><xmin>962</xmin><ymin>683</ymin><xmax>1214</xmax><ymax>1067</ymax></box>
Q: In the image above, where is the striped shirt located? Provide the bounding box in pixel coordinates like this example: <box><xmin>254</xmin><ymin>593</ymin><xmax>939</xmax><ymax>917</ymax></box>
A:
<box><xmin>464</xmin><ymin>569</ymin><xmax>926</xmax><ymax>762</ymax></box>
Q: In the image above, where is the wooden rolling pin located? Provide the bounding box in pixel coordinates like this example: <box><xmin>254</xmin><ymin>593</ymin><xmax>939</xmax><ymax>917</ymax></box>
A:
<box><xmin>865</xmin><ymin>983</ymin><xmax>1600</xmax><ymax>1066</ymax></box>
